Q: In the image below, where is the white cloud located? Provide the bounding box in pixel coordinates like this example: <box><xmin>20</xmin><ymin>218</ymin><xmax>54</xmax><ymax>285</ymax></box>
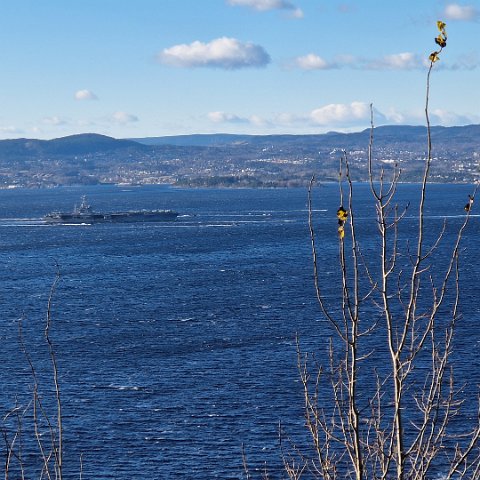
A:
<box><xmin>430</xmin><ymin>109</ymin><xmax>479</xmax><ymax>125</ymax></box>
<box><xmin>227</xmin><ymin>0</ymin><xmax>303</xmax><ymax>17</ymax></box>
<box><xmin>443</xmin><ymin>3</ymin><xmax>479</xmax><ymax>21</ymax></box>
<box><xmin>208</xmin><ymin>111</ymin><xmax>267</xmax><ymax>126</ymax></box>
<box><xmin>112</xmin><ymin>111</ymin><xmax>139</xmax><ymax>124</ymax></box>
<box><xmin>249</xmin><ymin>114</ymin><xmax>267</xmax><ymax>126</ymax></box>
<box><xmin>209</xmin><ymin>103</ymin><xmax>379</xmax><ymax>130</ymax></box>
<box><xmin>205</xmin><ymin>103</ymin><xmax>480</xmax><ymax>133</ymax></box>
<box><xmin>310</xmin><ymin>102</ymin><xmax>378</xmax><ymax>127</ymax></box>
<box><xmin>75</xmin><ymin>89</ymin><xmax>98</xmax><ymax>101</ymax></box>
<box><xmin>158</xmin><ymin>37</ymin><xmax>270</xmax><ymax>69</ymax></box>
<box><xmin>366</xmin><ymin>52</ymin><xmax>425</xmax><ymax>70</ymax></box>
<box><xmin>384</xmin><ymin>108</ymin><xmax>407</xmax><ymax>124</ymax></box>
<box><xmin>208</xmin><ymin>111</ymin><xmax>249</xmax><ymax>123</ymax></box>
<box><xmin>294</xmin><ymin>53</ymin><xmax>334</xmax><ymax>70</ymax></box>
<box><xmin>291</xmin><ymin>51</ymin><xmax>457</xmax><ymax>71</ymax></box>
<box><xmin>382</xmin><ymin>107</ymin><xmax>479</xmax><ymax>126</ymax></box>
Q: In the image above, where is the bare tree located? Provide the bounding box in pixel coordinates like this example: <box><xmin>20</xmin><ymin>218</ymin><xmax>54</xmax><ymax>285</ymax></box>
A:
<box><xmin>2</xmin><ymin>266</ymin><xmax>64</xmax><ymax>480</ymax></box>
<box><xmin>293</xmin><ymin>21</ymin><xmax>480</xmax><ymax>479</ymax></box>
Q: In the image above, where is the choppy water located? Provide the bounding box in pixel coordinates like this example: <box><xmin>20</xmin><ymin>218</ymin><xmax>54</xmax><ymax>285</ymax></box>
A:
<box><xmin>0</xmin><ymin>184</ymin><xmax>478</xmax><ymax>479</ymax></box>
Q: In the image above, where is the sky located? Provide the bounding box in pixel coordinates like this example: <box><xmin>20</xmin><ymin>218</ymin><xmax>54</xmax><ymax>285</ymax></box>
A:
<box><xmin>0</xmin><ymin>0</ymin><xmax>478</xmax><ymax>140</ymax></box>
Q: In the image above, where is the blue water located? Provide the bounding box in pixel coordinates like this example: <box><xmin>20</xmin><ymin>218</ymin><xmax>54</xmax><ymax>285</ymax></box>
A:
<box><xmin>0</xmin><ymin>184</ymin><xmax>478</xmax><ymax>479</ymax></box>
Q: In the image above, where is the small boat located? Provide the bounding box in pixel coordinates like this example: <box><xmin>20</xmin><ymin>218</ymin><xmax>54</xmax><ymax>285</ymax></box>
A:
<box><xmin>44</xmin><ymin>196</ymin><xmax>178</xmax><ymax>224</ymax></box>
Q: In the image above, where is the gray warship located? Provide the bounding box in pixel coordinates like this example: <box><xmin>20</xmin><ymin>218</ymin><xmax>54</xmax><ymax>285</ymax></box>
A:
<box><xmin>44</xmin><ymin>196</ymin><xmax>178</xmax><ymax>224</ymax></box>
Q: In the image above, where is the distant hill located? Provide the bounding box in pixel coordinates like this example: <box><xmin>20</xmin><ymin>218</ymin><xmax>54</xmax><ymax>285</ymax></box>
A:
<box><xmin>131</xmin><ymin>125</ymin><xmax>480</xmax><ymax>150</ymax></box>
<box><xmin>0</xmin><ymin>126</ymin><xmax>478</xmax><ymax>187</ymax></box>
<box><xmin>0</xmin><ymin>133</ymin><xmax>145</xmax><ymax>158</ymax></box>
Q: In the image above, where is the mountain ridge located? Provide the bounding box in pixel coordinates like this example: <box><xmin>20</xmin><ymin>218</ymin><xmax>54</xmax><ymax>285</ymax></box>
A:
<box><xmin>0</xmin><ymin>125</ymin><xmax>477</xmax><ymax>187</ymax></box>
<box><xmin>130</xmin><ymin>124</ymin><xmax>480</xmax><ymax>148</ymax></box>
<box><xmin>0</xmin><ymin>133</ymin><xmax>145</xmax><ymax>157</ymax></box>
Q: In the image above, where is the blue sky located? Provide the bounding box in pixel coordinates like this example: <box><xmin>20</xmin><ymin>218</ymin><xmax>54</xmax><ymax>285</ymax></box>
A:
<box><xmin>0</xmin><ymin>0</ymin><xmax>478</xmax><ymax>140</ymax></box>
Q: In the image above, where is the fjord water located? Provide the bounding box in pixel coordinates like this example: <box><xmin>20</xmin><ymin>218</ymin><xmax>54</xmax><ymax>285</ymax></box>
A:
<box><xmin>0</xmin><ymin>184</ymin><xmax>479</xmax><ymax>479</ymax></box>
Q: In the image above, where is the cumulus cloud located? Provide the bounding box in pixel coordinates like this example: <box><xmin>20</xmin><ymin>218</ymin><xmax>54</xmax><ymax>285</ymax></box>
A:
<box><xmin>382</xmin><ymin>107</ymin><xmax>479</xmax><ymax>126</ymax></box>
<box><xmin>112</xmin><ymin>111</ymin><xmax>139</xmax><ymax>124</ymax></box>
<box><xmin>208</xmin><ymin>111</ymin><xmax>267</xmax><ymax>126</ymax></box>
<box><xmin>367</xmin><ymin>52</ymin><xmax>425</xmax><ymax>70</ymax></box>
<box><xmin>227</xmin><ymin>0</ymin><xmax>303</xmax><ymax>17</ymax></box>
<box><xmin>443</xmin><ymin>3</ymin><xmax>479</xmax><ymax>21</ymax></box>
<box><xmin>292</xmin><ymin>51</ymin><xmax>478</xmax><ymax>71</ymax></box>
<box><xmin>209</xmin><ymin>103</ymin><xmax>381</xmax><ymax>130</ymax></box>
<box><xmin>294</xmin><ymin>53</ymin><xmax>335</xmax><ymax>70</ymax></box>
<box><xmin>429</xmin><ymin>109</ymin><xmax>479</xmax><ymax>125</ymax></box>
<box><xmin>207</xmin><ymin>103</ymin><xmax>480</xmax><ymax>133</ymax></box>
<box><xmin>309</xmin><ymin>102</ymin><xmax>378</xmax><ymax>127</ymax></box>
<box><xmin>208</xmin><ymin>111</ymin><xmax>249</xmax><ymax>123</ymax></box>
<box><xmin>383</xmin><ymin>108</ymin><xmax>407</xmax><ymax>124</ymax></box>
<box><xmin>158</xmin><ymin>37</ymin><xmax>270</xmax><ymax>69</ymax></box>
<box><xmin>75</xmin><ymin>89</ymin><xmax>98</xmax><ymax>101</ymax></box>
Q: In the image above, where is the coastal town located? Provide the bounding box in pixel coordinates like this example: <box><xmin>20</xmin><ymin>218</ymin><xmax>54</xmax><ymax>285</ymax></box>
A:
<box><xmin>0</xmin><ymin>125</ymin><xmax>478</xmax><ymax>188</ymax></box>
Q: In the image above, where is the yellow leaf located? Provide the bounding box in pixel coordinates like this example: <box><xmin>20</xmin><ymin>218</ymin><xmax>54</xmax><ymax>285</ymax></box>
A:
<box><xmin>435</xmin><ymin>35</ymin><xmax>447</xmax><ymax>48</ymax></box>
<box><xmin>437</xmin><ymin>20</ymin><xmax>446</xmax><ymax>32</ymax></box>
<box><xmin>337</xmin><ymin>207</ymin><xmax>348</xmax><ymax>222</ymax></box>
<box><xmin>429</xmin><ymin>52</ymin><xmax>440</xmax><ymax>63</ymax></box>
<box><xmin>338</xmin><ymin>226</ymin><xmax>345</xmax><ymax>239</ymax></box>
